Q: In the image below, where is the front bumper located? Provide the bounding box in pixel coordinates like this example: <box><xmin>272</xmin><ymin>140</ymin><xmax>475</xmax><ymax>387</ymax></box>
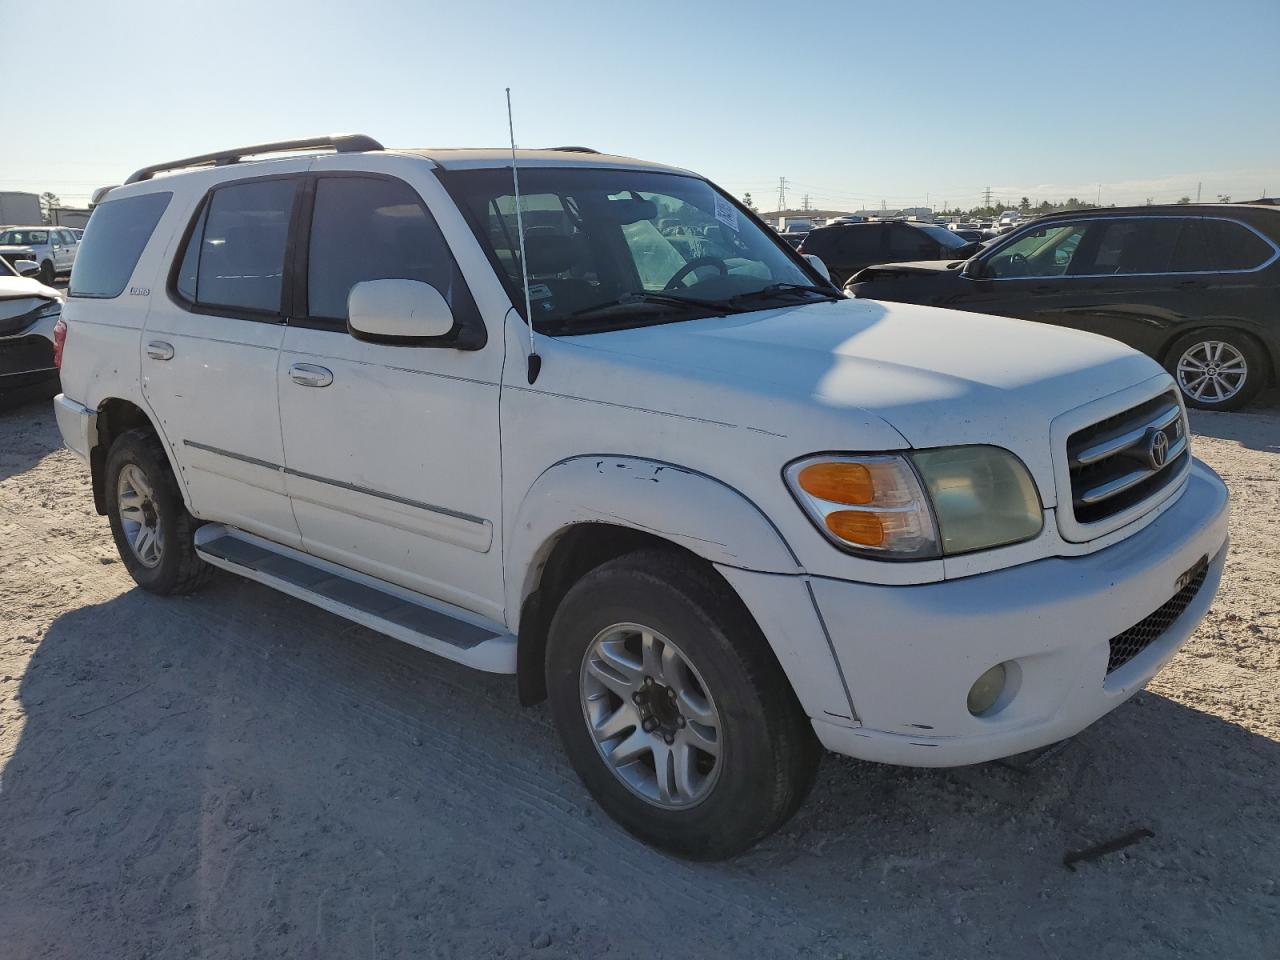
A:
<box><xmin>809</xmin><ymin>458</ymin><xmax>1229</xmax><ymax>767</ymax></box>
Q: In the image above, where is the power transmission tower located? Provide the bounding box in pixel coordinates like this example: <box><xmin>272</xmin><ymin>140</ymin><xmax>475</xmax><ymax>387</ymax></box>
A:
<box><xmin>776</xmin><ymin>177</ymin><xmax>789</xmax><ymax>212</ymax></box>
<box><xmin>982</xmin><ymin>186</ymin><xmax>993</xmax><ymax>207</ymax></box>
<box><xmin>802</xmin><ymin>194</ymin><xmax>811</xmax><ymax>212</ymax></box>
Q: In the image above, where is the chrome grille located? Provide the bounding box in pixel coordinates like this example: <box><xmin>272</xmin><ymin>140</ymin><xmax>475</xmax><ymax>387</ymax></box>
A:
<box><xmin>1067</xmin><ymin>391</ymin><xmax>1189</xmax><ymax>526</ymax></box>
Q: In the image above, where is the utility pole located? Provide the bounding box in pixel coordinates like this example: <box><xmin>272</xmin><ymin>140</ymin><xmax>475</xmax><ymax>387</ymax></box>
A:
<box><xmin>1196</xmin><ymin>181</ymin><xmax>1202</xmax><ymax>203</ymax></box>
<box><xmin>1097</xmin><ymin>184</ymin><xmax>1101</xmax><ymax>206</ymax></box>
<box><xmin>776</xmin><ymin>177</ymin><xmax>789</xmax><ymax>213</ymax></box>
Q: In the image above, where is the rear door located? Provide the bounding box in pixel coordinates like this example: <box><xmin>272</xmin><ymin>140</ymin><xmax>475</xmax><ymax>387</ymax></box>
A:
<box><xmin>831</xmin><ymin>225</ymin><xmax>888</xmax><ymax>284</ymax></box>
<box><xmin>276</xmin><ymin>162</ymin><xmax>506</xmax><ymax>622</ymax></box>
<box><xmin>141</xmin><ymin>167</ymin><xmax>308</xmax><ymax>547</ymax></box>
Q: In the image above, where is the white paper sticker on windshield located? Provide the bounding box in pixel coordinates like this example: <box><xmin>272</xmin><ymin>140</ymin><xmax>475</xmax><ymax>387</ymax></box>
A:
<box><xmin>713</xmin><ymin>195</ymin><xmax>740</xmax><ymax>232</ymax></box>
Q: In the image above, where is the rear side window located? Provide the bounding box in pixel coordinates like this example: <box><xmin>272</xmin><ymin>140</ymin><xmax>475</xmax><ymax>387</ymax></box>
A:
<box><xmin>175</xmin><ymin>178</ymin><xmax>298</xmax><ymax>315</ymax></box>
<box><xmin>305</xmin><ymin>176</ymin><xmax>466</xmax><ymax>324</ymax></box>
<box><xmin>836</xmin><ymin>227</ymin><xmax>882</xmax><ymax>258</ymax></box>
<box><xmin>1085</xmin><ymin>219</ymin><xmax>1181</xmax><ymax>274</ymax></box>
<box><xmin>1206</xmin><ymin>220</ymin><xmax>1275</xmax><ymax>271</ymax></box>
<box><xmin>68</xmin><ymin>192</ymin><xmax>171</xmax><ymax>299</ymax></box>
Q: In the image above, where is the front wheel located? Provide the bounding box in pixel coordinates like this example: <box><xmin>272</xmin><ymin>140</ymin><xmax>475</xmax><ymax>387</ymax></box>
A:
<box><xmin>105</xmin><ymin>428</ymin><xmax>213</xmax><ymax>594</ymax></box>
<box><xmin>39</xmin><ymin>260</ymin><xmax>55</xmax><ymax>285</ymax></box>
<box><xmin>1166</xmin><ymin>329</ymin><xmax>1266</xmax><ymax>411</ymax></box>
<box><xmin>546</xmin><ymin>549</ymin><xmax>820</xmax><ymax>860</ymax></box>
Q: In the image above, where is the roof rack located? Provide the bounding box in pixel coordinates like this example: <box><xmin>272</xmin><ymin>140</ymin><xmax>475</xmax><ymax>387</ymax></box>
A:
<box><xmin>124</xmin><ymin>134</ymin><xmax>384</xmax><ymax>184</ymax></box>
<box><xmin>544</xmin><ymin>145</ymin><xmax>599</xmax><ymax>154</ymax></box>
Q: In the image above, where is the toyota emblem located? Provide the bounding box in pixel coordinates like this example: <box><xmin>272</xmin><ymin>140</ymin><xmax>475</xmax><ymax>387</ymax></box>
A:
<box><xmin>1148</xmin><ymin>429</ymin><xmax>1170</xmax><ymax>469</ymax></box>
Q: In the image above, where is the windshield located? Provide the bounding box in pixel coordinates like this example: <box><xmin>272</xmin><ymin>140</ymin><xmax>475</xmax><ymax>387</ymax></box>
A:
<box><xmin>0</xmin><ymin>230</ymin><xmax>48</xmax><ymax>245</ymax></box>
<box><xmin>442</xmin><ymin>167</ymin><xmax>831</xmax><ymax>334</ymax></box>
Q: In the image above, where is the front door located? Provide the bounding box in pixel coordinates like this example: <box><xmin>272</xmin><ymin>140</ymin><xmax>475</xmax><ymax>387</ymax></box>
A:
<box><xmin>141</xmin><ymin>168</ymin><xmax>308</xmax><ymax>548</ymax></box>
<box><xmin>276</xmin><ymin>164</ymin><xmax>506</xmax><ymax>622</ymax></box>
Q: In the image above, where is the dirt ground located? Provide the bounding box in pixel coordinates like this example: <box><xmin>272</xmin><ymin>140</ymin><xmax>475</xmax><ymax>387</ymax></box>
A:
<box><xmin>0</xmin><ymin>394</ymin><xmax>1276</xmax><ymax>959</ymax></box>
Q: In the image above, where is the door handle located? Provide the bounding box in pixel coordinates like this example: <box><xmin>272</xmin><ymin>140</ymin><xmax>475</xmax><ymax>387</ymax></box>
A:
<box><xmin>289</xmin><ymin>363</ymin><xmax>333</xmax><ymax>388</ymax></box>
<box><xmin>145</xmin><ymin>340</ymin><xmax>174</xmax><ymax>360</ymax></box>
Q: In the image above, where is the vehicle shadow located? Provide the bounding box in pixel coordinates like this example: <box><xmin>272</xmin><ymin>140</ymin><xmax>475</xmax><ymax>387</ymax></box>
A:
<box><xmin>1</xmin><ymin>583</ymin><xmax>1275</xmax><ymax>959</ymax></box>
<box><xmin>1188</xmin><ymin>389</ymin><xmax>1280</xmax><ymax>453</ymax></box>
<box><xmin>0</xmin><ymin>398</ymin><xmax>64</xmax><ymax>481</ymax></box>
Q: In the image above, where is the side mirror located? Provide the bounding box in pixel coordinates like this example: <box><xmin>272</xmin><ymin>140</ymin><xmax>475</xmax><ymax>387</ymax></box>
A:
<box><xmin>802</xmin><ymin>253</ymin><xmax>831</xmax><ymax>283</ymax></box>
<box><xmin>962</xmin><ymin>258</ymin><xmax>986</xmax><ymax>280</ymax></box>
<box><xmin>15</xmin><ymin>260</ymin><xmax>40</xmax><ymax>278</ymax></box>
<box><xmin>348</xmin><ymin>279</ymin><xmax>454</xmax><ymax>344</ymax></box>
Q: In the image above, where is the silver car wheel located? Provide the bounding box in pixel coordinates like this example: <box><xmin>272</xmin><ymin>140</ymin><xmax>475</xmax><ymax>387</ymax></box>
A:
<box><xmin>1177</xmin><ymin>340</ymin><xmax>1248</xmax><ymax>403</ymax></box>
<box><xmin>579</xmin><ymin>623</ymin><xmax>722</xmax><ymax>809</ymax></box>
<box><xmin>117</xmin><ymin>463</ymin><xmax>163</xmax><ymax>568</ymax></box>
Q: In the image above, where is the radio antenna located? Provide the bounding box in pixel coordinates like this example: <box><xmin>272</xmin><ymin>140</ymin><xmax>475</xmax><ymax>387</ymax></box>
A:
<box><xmin>506</xmin><ymin>87</ymin><xmax>541</xmax><ymax>384</ymax></box>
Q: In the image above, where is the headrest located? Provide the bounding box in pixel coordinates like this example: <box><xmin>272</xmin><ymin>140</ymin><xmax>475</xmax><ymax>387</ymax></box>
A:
<box><xmin>523</xmin><ymin>227</ymin><xmax>578</xmax><ymax>275</ymax></box>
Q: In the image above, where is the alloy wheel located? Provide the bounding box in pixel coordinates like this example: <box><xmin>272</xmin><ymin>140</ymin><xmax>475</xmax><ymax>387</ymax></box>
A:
<box><xmin>579</xmin><ymin>623</ymin><xmax>722</xmax><ymax>808</ymax></box>
<box><xmin>1176</xmin><ymin>340</ymin><xmax>1248</xmax><ymax>404</ymax></box>
<box><xmin>117</xmin><ymin>464</ymin><xmax>163</xmax><ymax>568</ymax></box>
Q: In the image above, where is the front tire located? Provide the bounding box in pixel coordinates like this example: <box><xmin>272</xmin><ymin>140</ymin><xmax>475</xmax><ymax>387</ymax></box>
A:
<box><xmin>1166</xmin><ymin>329</ymin><xmax>1266</xmax><ymax>411</ymax></box>
<box><xmin>105</xmin><ymin>428</ymin><xmax>213</xmax><ymax>594</ymax></box>
<box><xmin>39</xmin><ymin>260</ymin><xmax>55</xmax><ymax>285</ymax></box>
<box><xmin>546</xmin><ymin>549</ymin><xmax>820</xmax><ymax>860</ymax></box>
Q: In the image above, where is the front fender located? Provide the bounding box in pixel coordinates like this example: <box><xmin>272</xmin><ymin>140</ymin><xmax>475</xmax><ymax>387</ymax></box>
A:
<box><xmin>506</xmin><ymin>455</ymin><xmax>801</xmax><ymax>612</ymax></box>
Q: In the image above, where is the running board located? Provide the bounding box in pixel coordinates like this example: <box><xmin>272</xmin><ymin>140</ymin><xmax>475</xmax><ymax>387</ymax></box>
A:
<box><xmin>193</xmin><ymin>525</ymin><xmax>516</xmax><ymax>673</ymax></box>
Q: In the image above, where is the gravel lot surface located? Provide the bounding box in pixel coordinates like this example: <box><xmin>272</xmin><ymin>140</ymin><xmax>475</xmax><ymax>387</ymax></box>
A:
<box><xmin>0</xmin><ymin>395</ymin><xmax>1276</xmax><ymax>959</ymax></box>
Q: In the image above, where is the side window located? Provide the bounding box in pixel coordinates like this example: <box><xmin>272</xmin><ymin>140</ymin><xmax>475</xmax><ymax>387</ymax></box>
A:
<box><xmin>887</xmin><ymin>225</ymin><xmax>935</xmax><ymax>258</ymax></box>
<box><xmin>68</xmin><ymin>191</ymin><xmax>172</xmax><ymax>299</ymax></box>
<box><xmin>305</xmin><ymin>176</ymin><xmax>475</xmax><ymax>329</ymax></box>
<box><xmin>177</xmin><ymin>178</ymin><xmax>298</xmax><ymax>315</ymax></box>
<box><xmin>60</xmin><ymin>230</ymin><xmax>75</xmax><ymax>245</ymax></box>
<box><xmin>1171</xmin><ymin>218</ymin><xmax>1217</xmax><ymax>273</ymax></box>
<box><xmin>985</xmin><ymin>222</ymin><xmax>1088</xmax><ymax>278</ymax></box>
<box><xmin>1083</xmin><ymin>218</ymin><xmax>1180</xmax><ymax>275</ymax></box>
<box><xmin>837</xmin><ymin>228</ymin><xmax>879</xmax><ymax>258</ymax></box>
<box><xmin>1207</xmin><ymin>220</ymin><xmax>1275</xmax><ymax>271</ymax></box>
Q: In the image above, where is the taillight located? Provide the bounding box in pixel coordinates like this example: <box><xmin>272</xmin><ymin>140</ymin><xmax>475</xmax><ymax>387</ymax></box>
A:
<box><xmin>53</xmin><ymin>316</ymin><xmax>67</xmax><ymax>369</ymax></box>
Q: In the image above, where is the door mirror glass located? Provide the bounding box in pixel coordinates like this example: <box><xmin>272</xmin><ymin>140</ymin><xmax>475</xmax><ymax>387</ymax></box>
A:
<box><xmin>802</xmin><ymin>253</ymin><xmax>831</xmax><ymax>282</ymax></box>
<box><xmin>15</xmin><ymin>259</ymin><xmax>40</xmax><ymax>278</ymax></box>
<box><xmin>962</xmin><ymin>257</ymin><xmax>985</xmax><ymax>280</ymax></box>
<box><xmin>348</xmin><ymin>279</ymin><xmax>454</xmax><ymax>342</ymax></box>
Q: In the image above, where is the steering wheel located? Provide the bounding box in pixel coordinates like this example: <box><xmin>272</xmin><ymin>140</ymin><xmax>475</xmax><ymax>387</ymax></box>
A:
<box><xmin>1005</xmin><ymin>252</ymin><xmax>1029</xmax><ymax>275</ymax></box>
<box><xmin>664</xmin><ymin>256</ymin><xmax>729</xmax><ymax>290</ymax></box>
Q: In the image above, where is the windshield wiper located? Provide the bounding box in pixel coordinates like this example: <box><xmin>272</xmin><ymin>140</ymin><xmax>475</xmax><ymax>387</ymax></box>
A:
<box><xmin>727</xmin><ymin>282</ymin><xmax>839</xmax><ymax>305</ymax></box>
<box><xmin>566</xmin><ymin>291</ymin><xmax>736</xmax><ymax>319</ymax></box>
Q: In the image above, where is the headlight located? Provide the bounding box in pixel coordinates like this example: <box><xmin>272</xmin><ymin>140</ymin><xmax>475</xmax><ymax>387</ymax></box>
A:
<box><xmin>785</xmin><ymin>446</ymin><xmax>1042</xmax><ymax>559</ymax></box>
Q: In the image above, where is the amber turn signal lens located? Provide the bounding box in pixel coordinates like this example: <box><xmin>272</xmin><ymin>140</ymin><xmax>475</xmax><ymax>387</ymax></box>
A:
<box><xmin>825</xmin><ymin>510</ymin><xmax>885</xmax><ymax>546</ymax></box>
<box><xmin>797</xmin><ymin>462</ymin><xmax>875</xmax><ymax>505</ymax></box>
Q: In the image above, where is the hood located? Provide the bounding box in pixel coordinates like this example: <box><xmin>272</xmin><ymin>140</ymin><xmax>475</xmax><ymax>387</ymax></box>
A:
<box><xmin>563</xmin><ymin>297</ymin><xmax>1165</xmax><ymax>505</ymax></box>
<box><xmin>851</xmin><ymin>259</ymin><xmax>963</xmax><ymax>282</ymax></box>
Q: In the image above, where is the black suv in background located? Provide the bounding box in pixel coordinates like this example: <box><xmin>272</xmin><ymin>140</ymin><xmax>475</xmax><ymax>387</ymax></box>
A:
<box><xmin>798</xmin><ymin>220</ymin><xmax>977</xmax><ymax>286</ymax></box>
<box><xmin>847</xmin><ymin>205</ymin><xmax>1280</xmax><ymax>410</ymax></box>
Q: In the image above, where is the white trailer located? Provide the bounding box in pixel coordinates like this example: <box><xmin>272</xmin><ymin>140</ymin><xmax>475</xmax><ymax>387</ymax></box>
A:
<box><xmin>0</xmin><ymin>192</ymin><xmax>42</xmax><ymax>227</ymax></box>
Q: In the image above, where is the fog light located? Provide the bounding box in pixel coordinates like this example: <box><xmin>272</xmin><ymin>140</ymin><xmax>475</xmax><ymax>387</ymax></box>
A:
<box><xmin>967</xmin><ymin>663</ymin><xmax>1007</xmax><ymax>716</ymax></box>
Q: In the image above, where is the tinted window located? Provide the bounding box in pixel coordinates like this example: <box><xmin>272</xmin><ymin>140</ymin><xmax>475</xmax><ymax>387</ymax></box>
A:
<box><xmin>182</xmin><ymin>178</ymin><xmax>298</xmax><ymax>314</ymax></box>
<box><xmin>174</xmin><ymin>204</ymin><xmax>207</xmax><ymax>302</ymax></box>
<box><xmin>887</xmin><ymin>224</ymin><xmax>937</xmax><ymax>258</ymax></box>
<box><xmin>1208</xmin><ymin>220</ymin><xmax>1274</xmax><ymax>271</ymax></box>
<box><xmin>68</xmin><ymin>192</ymin><xmax>171</xmax><ymax>299</ymax></box>
<box><xmin>910</xmin><ymin>223</ymin><xmax>968</xmax><ymax>251</ymax></box>
<box><xmin>799</xmin><ymin>228</ymin><xmax>838</xmax><ymax>256</ymax></box>
<box><xmin>836</xmin><ymin>226</ymin><xmax>882</xmax><ymax>258</ymax></box>
<box><xmin>1083</xmin><ymin>218</ymin><xmax>1181</xmax><ymax>274</ymax></box>
<box><xmin>306</xmin><ymin>176</ymin><xmax>469</xmax><ymax>325</ymax></box>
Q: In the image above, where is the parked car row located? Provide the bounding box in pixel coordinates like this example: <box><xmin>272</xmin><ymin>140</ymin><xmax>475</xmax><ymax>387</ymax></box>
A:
<box><xmin>841</xmin><ymin>205</ymin><xmax>1279</xmax><ymax>411</ymax></box>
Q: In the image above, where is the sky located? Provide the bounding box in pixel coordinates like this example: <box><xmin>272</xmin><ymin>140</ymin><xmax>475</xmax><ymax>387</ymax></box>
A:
<box><xmin>3</xmin><ymin>0</ymin><xmax>1278</xmax><ymax>212</ymax></box>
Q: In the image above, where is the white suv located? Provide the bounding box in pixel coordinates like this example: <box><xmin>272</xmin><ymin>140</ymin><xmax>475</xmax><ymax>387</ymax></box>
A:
<box><xmin>54</xmin><ymin>136</ymin><xmax>1229</xmax><ymax>858</ymax></box>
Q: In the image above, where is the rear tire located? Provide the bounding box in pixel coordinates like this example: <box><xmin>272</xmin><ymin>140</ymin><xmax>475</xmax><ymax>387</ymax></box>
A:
<box><xmin>105</xmin><ymin>428</ymin><xmax>213</xmax><ymax>594</ymax></box>
<box><xmin>546</xmin><ymin>548</ymin><xmax>820</xmax><ymax>860</ymax></box>
<box><xmin>1165</xmin><ymin>329</ymin><xmax>1266</xmax><ymax>411</ymax></box>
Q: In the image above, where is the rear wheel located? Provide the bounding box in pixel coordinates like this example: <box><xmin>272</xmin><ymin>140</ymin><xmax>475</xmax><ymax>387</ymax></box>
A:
<box><xmin>105</xmin><ymin>428</ymin><xmax>213</xmax><ymax>594</ymax></box>
<box><xmin>546</xmin><ymin>549</ymin><xmax>820</xmax><ymax>860</ymax></box>
<box><xmin>1166</xmin><ymin>329</ymin><xmax>1266</xmax><ymax>411</ymax></box>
